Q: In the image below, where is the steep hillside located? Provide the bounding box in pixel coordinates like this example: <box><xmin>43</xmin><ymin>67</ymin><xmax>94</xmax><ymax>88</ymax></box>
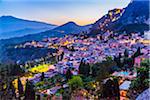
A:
<box><xmin>90</xmin><ymin>0</ymin><xmax>149</xmax><ymax>34</ymax></box>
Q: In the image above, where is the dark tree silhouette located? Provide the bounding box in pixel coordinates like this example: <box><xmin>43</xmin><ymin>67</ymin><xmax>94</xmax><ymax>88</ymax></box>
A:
<box><xmin>132</xmin><ymin>47</ymin><xmax>143</xmax><ymax>58</ymax></box>
<box><xmin>18</xmin><ymin>77</ymin><xmax>24</xmax><ymax>97</ymax></box>
<box><xmin>102</xmin><ymin>78</ymin><xmax>120</xmax><ymax>99</ymax></box>
<box><xmin>130</xmin><ymin>47</ymin><xmax>144</xmax><ymax>67</ymax></box>
<box><xmin>70</xmin><ymin>46</ymin><xmax>75</xmax><ymax>51</ymax></box>
<box><xmin>85</xmin><ymin>63</ymin><xmax>90</xmax><ymax>76</ymax></box>
<box><xmin>9</xmin><ymin>81</ymin><xmax>16</xmax><ymax>99</ymax></box>
<box><xmin>61</xmin><ymin>52</ymin><xmax>64</xmax><ymax>60</ymax></box>
<box><xmin>62</xmin><ymin>88</ymin><xmax>71</xmax><ymax>100</ymax></box>
<box><xmin>9</xmin><ymin>64</ymin><xmax>24</xmax><ymax>76</ymax></box>
<box><xmin>114</xmin><ymin>53</ymin><xmax>122</xmax><ymax>68</ymax></box>
<box><xmin>127</xmin><ymin>57</ymin><xmax>134</xmax><ymax>68</ymax></box>
<box><xmin>124</xmin><ymin>49</ymin><xmax>129</xmax><ymax>57</ymax></box>
<box><xmin>24</xmin><ymin>79</ymin><xmax>29</xmax><ymax>99</ymax></box>
<box><xmin>78</xmin><ymin>61</ymin><xmax>90</xmax><ymax>76</ymax></box>
<box><xmin>91</xmin><ymin>64</ymin><xmax>97</xmax><ymax>77</ymax></box>
<box><xmin>78</xmin><ymin>58</ymin><xmax>84</xmax><ymax>74</ymax></box>
<box><xmin>41</xmin><ymin>72</ymin><xmax>45</xmax><ymax>81</ymax></box>
<box><xmin>24</xmin><ymin>79</ymin><xmax>35</xmax><ymax>100</ymax></box>
<box><xmin>102</xmin><ymin>79</ymin><xmax>114</xmax><ymax>98</ymax></box>
<box><xmin>66</xmin><ymin>68</ymin><xmax>73</xmax><ymax>81</ymax></box>
<box><xmin>113</xmin><ymin>78</ymin><xmax>120</xmax><ymax>100</ymax></box>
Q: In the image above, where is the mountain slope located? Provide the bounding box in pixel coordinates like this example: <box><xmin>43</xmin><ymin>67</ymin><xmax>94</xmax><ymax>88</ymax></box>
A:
<box><xmin>0</xmin><ymin>30</ymin><xmax>63</xmax><ymax>47</ymax></box>
<box><xmin>110</xmin><ymin>0</ymin><xmax>149</xmax><ymax>33</ymax></box>
<box><xmin>117</xmin><ymin>0</ymin><xmax>149</xmax><ymax>25</ymax></box>
<box><xmin>0</xmin><ymin>21</ymin><xmax>92</xmax><ymax>47</ymax></box>
<box><xmin>0</xmin><ymin>29</ymin><xmax>63</xmax><ymax>64</ymax></box>
<box><xmin>0</xmin><ymin>28</ymin><xmax>51</xmax><ymax>39</ymax></box>
<box><xmin>0</xmin><ymin>16</ymin><xmax>57</xmax><ymax>39</ymax></box>
<box><xmin>90</xmin><ymin>8</ymin><xmax>124</xmax><ymax>34</ymax></box>
<box><xmin>90</xmin><ymin>0</ymin><xmax>149</xmax><ymax>34</ymax></box>
<box><xmin>53</xmin><ymin>21</ymin><xmax>92</xmax><ymax>34</ymax></box>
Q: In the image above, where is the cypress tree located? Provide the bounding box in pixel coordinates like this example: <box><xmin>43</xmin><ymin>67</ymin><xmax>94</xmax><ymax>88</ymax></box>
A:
<box><xmin>66</xmin><ymin>68</ymin><xmax>73</xmax><ymax>81</ymax></box>
<box><xmin>18</xmin><ymin>77</ymin><xmax>24</xmax><ymax>97</ymax></box>
<box><xmin>78</xmin><ymin>58</ymin><xmax>84</xmax><ymax>74</ymax></box>
<box><xmin>113</xmin><ymin>78</ymin><xmax>120</xmax><ymax>100</ymax></box>
<box><xmin>9</xmin><ymin>81</ymin><xmax>16</xmax><ymax>99</ymax></box>
<box><xmin>41</xmin><ymin>72</ymin><xmax>45</xmax><ymax>81</ymax></box>
<box><xmin>124</xmin><ymin>49</ymin><xmax>129</xmax><ymax>57</ymax></box>
<box><xmin>24</xmin><ymin>79</ymin><xmax>35</xmax><ymax>100</ymax></box>
<box><xmin>85</xmin><ymin>63</ymin><xmax>90</xmax><ymax>76</ymax></box>
<box><xmin>132</xmin><ymin>47</ymin><xmax>143</xmax><ymax>58</ymax></box>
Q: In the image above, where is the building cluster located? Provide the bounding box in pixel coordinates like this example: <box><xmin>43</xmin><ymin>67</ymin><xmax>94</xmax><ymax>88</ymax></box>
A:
<box><xmin>13</xmin><ymin>32</ymin><xmax>150</xmax><ymax>99</ymax></box>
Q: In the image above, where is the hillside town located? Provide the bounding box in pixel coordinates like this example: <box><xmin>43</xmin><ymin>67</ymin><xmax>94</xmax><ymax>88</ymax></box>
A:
<box><xmin>0</xmin><ymin>30</ymin><xmax>149</xmax><ymax>100</ymax></box>
<box><xmin>0</xmin><ymin>0</ymin><xmax>149</xmax><ymax>100</ymax></box>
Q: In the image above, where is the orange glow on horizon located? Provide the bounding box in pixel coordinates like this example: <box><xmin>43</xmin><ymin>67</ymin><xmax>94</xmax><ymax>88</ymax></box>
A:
<box><xmin>43</xmin><ymin>17</ymin><xmax>97</xmax><ymax>26</ymax></box>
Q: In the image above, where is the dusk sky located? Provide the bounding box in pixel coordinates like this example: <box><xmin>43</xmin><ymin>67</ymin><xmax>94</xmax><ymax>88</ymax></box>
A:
<box><xmin>0</xmin><ymin>0</ymin><xmax>131</xmax><ymax>25</ymax></box>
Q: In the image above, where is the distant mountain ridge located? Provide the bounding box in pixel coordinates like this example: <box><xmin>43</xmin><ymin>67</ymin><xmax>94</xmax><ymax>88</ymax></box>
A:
<box><xmin>53</xmin><ymin>21</ymin><xmax>92</xmax><ymax>34</ymax></box>
<box><xmin>0</xmin><ymin>15</ymin><xmax>92</xmax><ymax>40</ymax></box>
<box><xmin>0</xmin><ymin>21</ymin><xmax>92</xmax><ymax>46</ymax></box>
<box><xmin>0</xmin><ymin>16</ymin><xmax>57</xmax><ymax>39</ymax></box>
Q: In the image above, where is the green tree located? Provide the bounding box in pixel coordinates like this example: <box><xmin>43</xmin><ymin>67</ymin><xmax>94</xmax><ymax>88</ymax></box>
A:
<box><xmin>130</xmin><ymin>66</ymin><xmax>149</xmax><ymax>95</ymax></box>
<box><xmin>68</xmin><ymin>76</ymin><xmax>83</xmax><ymax>91</ymax></box>
<box><xmin>95</xmin><ymin>61</ymin><xmax>116</xmax><ymax>81</ymax></box>
<box><xmin>137</xmin><ymin>67</ymin><xmax>149</xmax><ymax>80</ymax></box>
<box><xmin>106</xmin><ymin>56</ymin><xmax>113</xmax><ymax>61</ymax></box>
<box><xmin>141</xmin><ymin>59</ymin><xmax>150</xmax><ymax>67</ymax></box>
